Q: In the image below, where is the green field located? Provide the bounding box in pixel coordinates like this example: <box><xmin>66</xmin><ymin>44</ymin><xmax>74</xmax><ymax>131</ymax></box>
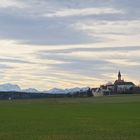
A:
<box><xmin>0</xmin><ymin>95</ymin><xmax>140</xmax><ymax>140</ymax></box>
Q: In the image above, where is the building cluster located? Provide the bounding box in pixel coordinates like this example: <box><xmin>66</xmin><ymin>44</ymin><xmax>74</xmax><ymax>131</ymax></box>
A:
<box><xmin>92</xmin><ymin>71</ymin><xmax>138</xmax><ymax>96</ymax></box>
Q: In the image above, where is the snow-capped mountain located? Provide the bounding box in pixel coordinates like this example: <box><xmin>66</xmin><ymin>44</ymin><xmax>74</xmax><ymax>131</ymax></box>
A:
<box><xmin>22</xmin><ymin>88</ymin><xmax>39</xmax><ymax>93</ymax></box>
<box><xmin>65</xmin><ymin>87</ymin><xmax>90</xmax><ymax>93</ymax></box>
<box><xmin>0</xmin><ymin>83</ymin><xmax>21</xmax><ymax>92</ymax></box>
<box><xmin>47</xmin><ymin>88</ymin><xmax>67</xmax><ymax>94</ymax></box>
<box><xmin>0</xmin><ymin>83</ymin><xmax>39</xmax><ymax>93</ymax></box>
<box><xmin>47</xmin><ymin>87</ymin><xmax>90</xmax><ymax>94</ymax></box>
<box><xmin>0</xmin><ymin>83</ymin><xmax>90</xmax><ymax>94</ymax></box>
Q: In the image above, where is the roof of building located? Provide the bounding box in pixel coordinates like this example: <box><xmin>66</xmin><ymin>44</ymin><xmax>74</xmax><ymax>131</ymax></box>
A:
<box><xmin>107</xmin><ymin>84</ymin><xmax>114</xmax><ymax>86</ymax></box>
<box><xmin>115</xmin><ymin>81</ymin><xmax>135</xmax><ymax>86</ymax></box>
<box><xmin>114</xmin><ymin>80</ymin><xmax>124</xmax><ymax>84</ymax></box>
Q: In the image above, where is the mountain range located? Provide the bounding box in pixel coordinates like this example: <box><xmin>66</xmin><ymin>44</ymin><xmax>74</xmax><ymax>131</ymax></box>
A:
<box><xmin>0</xmin><ymin>83</ymin><xmax>90</xmax><ymax>94</ymax></box>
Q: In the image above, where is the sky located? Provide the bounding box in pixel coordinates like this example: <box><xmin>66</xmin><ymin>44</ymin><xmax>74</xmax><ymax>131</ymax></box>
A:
<box><xmin>0</xmin><ymin>0</ymin><xmax>140</xmax><ymax>90</ymax></box>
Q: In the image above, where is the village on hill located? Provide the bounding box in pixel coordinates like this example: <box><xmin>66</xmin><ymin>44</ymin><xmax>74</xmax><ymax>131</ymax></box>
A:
<box><xmin>92</xmin><ymin>71</ymin><xmax>140</xmax><ymax>96</ymax></box>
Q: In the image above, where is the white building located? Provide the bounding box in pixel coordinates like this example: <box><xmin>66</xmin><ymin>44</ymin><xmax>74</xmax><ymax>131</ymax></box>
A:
<box><xmin>114</xmin><ymin>71</ymin><xmax>135</xmax><ymax>93</ymax></box>
<box><xmin>92</xmin><ymin>88</ymin><xmax>104</xmax><ymax>97</ymax></box>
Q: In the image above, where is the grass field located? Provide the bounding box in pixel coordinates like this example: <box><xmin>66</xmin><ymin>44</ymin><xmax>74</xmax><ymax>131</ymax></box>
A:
<box><xmin>0</xmin><ymin>95</ymin><xmax>140</xmax><ymax>140</ymax></box>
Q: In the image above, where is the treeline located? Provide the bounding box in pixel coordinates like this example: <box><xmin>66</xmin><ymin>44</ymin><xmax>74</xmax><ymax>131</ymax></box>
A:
<box><xmin>118</xmin><ymin>87</ymin><xmax>140</xmax><ymax>94</ymax></box>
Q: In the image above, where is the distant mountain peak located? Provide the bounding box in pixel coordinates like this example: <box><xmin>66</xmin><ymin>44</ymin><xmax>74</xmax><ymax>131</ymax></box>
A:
<box><xmin>0</xmin><ymin>83</ymin><xmax>21</xmax><ymax>92</ymax></box>
<box><xmin>47</xmin><ymin>87</ymin><xmax>90</xmax><ymax>94</ymax></box>
<box><xmin>0</xmin><ymin>83</ymin><xmax>39</xmax><ymax>93</ymax></box>
<box><xmin>22</xmin><ymin>88</ymin><xmax>39</xmax><ymax>93</ymax></box>
<box><xmin>0</xmin><ymin>83</ymin><xmax>90</xmax><ymax>94</ymax></box>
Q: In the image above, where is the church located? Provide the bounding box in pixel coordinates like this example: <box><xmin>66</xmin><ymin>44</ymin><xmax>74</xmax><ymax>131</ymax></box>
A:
<box><xmin>114</xmin><ymin>71</ymin><xmax>135</xmax><ymax>93</ymax></box>
<box><xmin>92</xmin><ymin>71</ymin><xmax>135</xmax><ymax>96</ymax></box>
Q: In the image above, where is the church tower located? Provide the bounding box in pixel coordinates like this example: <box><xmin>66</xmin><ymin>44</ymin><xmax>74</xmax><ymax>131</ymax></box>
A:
<box><xmin>118</xmin><ymin>71</ymin><xmax>121</xmax><ymax>81</ymax></box>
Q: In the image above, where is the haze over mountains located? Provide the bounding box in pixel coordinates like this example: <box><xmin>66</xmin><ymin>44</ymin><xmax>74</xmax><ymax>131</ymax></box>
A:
<box><xmin>0</xmin><ymin>83</ymin><xmax>89</xmax><ymax>94</ymax></box>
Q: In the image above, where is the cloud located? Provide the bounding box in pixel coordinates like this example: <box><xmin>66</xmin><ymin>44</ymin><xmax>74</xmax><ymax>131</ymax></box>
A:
<box><xmin>0</xmin><ymin>64</ymin><xmax>13</xmax><ymax>69</ymax></box>
<box><xmin>38</xmin><ymin>46</ymin><xmax>140</xmax><ymax>54</ymax></box>
<box><xmin>0</xmin><ymin>0</ymin><xmax>140</xmax><ymax>89</ymax></box>
<box><xmin>0</xmin><ymin>0</ymin><xmax>127</xmax><ymax>45</ymax></box>
<box><xmin>44</xmin><ymin>7</ymin><xmax>123</xmax><ymax>17</ymax></box>
<box><xmin>75</xmin><ymin>20</ymin><xmax>140</xmax><ymax>34</ymax></box>
<box><xmin>0</xmin><ymin>0</ymin><xmax>26</xmax><ymax>8</ymax></box>
<box><xmin>35</xmin><ymin>45</ymin><xmax>140</xmax><ymax>86</ymax></box>
<box><xmin>0</xmin><ymin>58</ymin><xmax>34</xmax><ymax>64</ymax></box>
<box><xmin>107</xmin><ymin>59</ymin><xmax>140</xmax><ymax>66</ymax></box>
<box><xmin>0</xmin><ymin>9</ymin><xmax>100</xmax><ymax>45</ymax></box>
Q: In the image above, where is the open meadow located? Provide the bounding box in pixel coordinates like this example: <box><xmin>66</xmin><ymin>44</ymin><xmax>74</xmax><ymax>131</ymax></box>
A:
<box><xmin>0</xmin><ymin>95</ymin><xmax>140</xmax><ymax>140</ymax></box>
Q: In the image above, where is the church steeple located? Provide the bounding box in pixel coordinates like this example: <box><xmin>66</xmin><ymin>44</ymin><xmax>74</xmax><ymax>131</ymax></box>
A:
<box><xmin>118</xmin><ymin>71</ymin><xmax>121</xmax><ymax>81</ymax></box>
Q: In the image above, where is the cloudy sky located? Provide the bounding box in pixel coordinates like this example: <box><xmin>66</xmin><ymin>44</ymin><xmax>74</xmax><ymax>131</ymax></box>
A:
<box><xmin>0</xmin><ymin>0</ymin><xmax>140</xmax><ymax>90</ymax></box>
